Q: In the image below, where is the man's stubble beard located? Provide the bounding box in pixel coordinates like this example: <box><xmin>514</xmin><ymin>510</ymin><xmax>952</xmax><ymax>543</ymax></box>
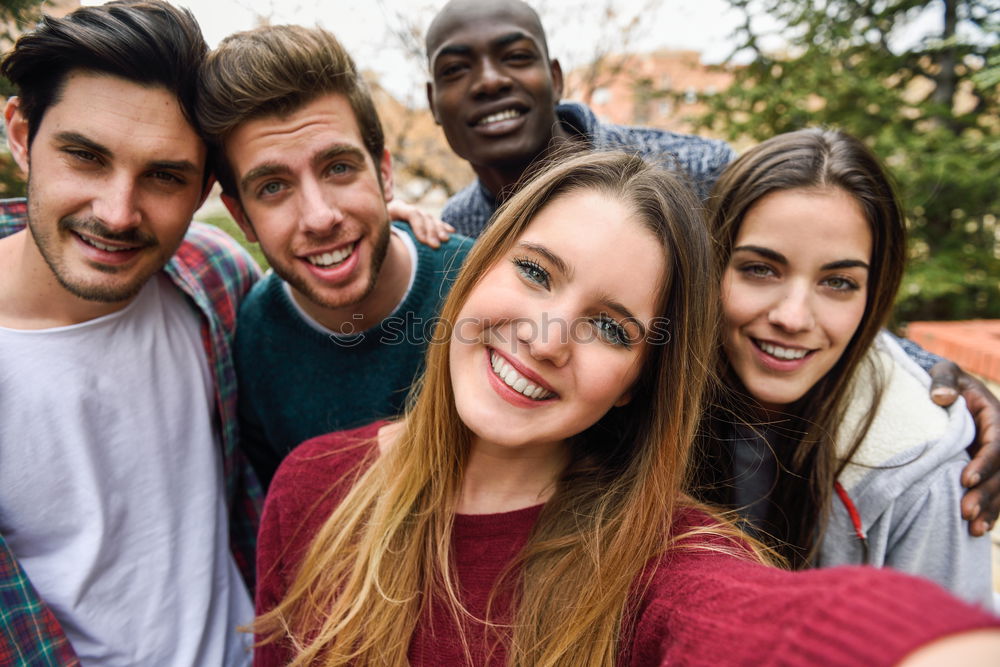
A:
<box><xmin>25</xmin><ymin>175</ymin><xmax>164</xmax><ymax>304</ymax></box>
<box><xmin>268</xmin><ymin>219</ymin><xmax>392</xmax><ymax>312</ymax></box>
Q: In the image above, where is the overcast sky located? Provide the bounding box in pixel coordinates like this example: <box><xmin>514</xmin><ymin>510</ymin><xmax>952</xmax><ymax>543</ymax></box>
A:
<box><xmin>81</xmin><ymin>0</ymin><xmax>946</xmax><ymax>105</ymax></box>
<box><xmin>85</xmin><ymin>0</ymin><xmax>755</xmax><ymax>103</ymax></box>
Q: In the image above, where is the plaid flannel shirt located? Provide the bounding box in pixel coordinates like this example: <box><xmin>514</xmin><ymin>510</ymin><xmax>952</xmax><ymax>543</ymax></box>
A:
<box><xmin>0</xmin><ymin>199</ymin><xmax>263</xmax><ymax>666</ymax></box>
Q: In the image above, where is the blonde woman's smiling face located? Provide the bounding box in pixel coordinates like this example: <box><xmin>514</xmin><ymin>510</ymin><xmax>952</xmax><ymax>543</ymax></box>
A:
<box><xmin>449</xmin><ymin>189</ymin><xmax>666</xmax><ymax>455</ymax></box>
<box><xmin>721</xmin><ymin>186</ymin><xmax>872</xmax><ymax>410</ymax></box>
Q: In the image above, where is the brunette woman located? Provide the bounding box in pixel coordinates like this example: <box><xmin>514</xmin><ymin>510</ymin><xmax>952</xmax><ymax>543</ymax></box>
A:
<box><xmin>703</xmin><ymin>128</ymin><xmax>992</xmax><ymax>605</ymax></box>
<box><xmin>255</xmin><ymin>151</ymin><xmax>998</xmax><ymax>666</ymax></box>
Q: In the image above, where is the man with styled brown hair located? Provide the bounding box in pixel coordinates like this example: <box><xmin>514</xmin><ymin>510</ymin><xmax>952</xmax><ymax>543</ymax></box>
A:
<box><xmin>0</xmin><ymin>1</ymin><xmax>258</xmax><ymax>663</ymax></box>
<box><xmin>198</xmin><ymin>25</ymin><xmax>471</xmax><ymax>489</ymax></box>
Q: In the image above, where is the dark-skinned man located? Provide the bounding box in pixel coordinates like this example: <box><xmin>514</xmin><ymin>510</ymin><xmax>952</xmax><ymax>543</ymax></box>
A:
<box><xmin>426</xmin><ymin>0</ymin><xmax>733</xmax><ymax>239</ymax></box>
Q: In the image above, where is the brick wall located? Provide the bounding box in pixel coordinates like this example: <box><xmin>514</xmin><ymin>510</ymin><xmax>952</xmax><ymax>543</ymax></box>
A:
<box><xmin>906</xmin><ymin>320</ymin><xmax>1000</xmax><ymax>385</ymax></box>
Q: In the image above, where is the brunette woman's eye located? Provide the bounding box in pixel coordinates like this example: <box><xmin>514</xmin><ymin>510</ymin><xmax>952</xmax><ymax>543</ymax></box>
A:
<box><xmin>740</xmin><ymin>263</ymin><xmax>775</xmax><ymax>279</ymax></box>
<box><xmin>513</xmin><ymin>257</ymin><xmax>550</xmax><ymax>288</ymax></box>
<box><xmin>823</xmin><ymin>275</ymin><xmax>861</xmax><ymax>292</ymax></box>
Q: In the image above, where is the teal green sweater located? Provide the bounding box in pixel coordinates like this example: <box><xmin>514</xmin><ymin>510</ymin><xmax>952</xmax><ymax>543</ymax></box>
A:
<box><xmin>235</xmin><ymin>224</ymin><xmax>471</xmax><ymax>488</ymax></box>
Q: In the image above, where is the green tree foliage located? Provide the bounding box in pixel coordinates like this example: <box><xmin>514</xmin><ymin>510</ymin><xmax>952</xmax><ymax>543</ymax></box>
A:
<box><xmin>698</xmin><ymin>0</ymin><xmax>1000</xmax><ymax>321</ymax></box>
<box><xmin>1</xmin><ymin>0</ymin><xmax>48</xmax><ymax>95</ymax></box>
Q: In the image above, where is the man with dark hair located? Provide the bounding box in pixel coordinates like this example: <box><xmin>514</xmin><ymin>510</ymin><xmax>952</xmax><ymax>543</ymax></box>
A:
<box><xmin>425</xmin><ymin>0</ymin><xmax>736</xmax><ymax>239</ymax></box>
<box><xmin>0</xmin><ymin>2</ymin><xmax>258</xmax><ymax>663</ymax></box>
<box><xmin>197</xmin><ymin>25</ymin><xmax>471</xmax><ymax>489</ymax></box>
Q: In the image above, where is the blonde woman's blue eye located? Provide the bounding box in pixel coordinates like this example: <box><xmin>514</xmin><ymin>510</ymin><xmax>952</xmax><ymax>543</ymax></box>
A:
<box><xmin>513</xmin><ymin>258</ymin><xmax>550</xmax><ymax>287</ymax></box>
<box><xmin>594</xmin><ymin>316</ymin><xmax>631</xmax><ymax>348</ymax></box>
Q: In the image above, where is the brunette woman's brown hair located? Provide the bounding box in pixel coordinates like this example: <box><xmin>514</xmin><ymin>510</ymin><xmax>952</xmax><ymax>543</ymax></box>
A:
<box><xmin>703</xmin><ymin>128</ymin><xmax>907</xmax><ymax>567</ymax></box>
<box><xmin>254</xmin><ymin>150</ymin><xmax>762</xmax><ymax>665</ymax></box>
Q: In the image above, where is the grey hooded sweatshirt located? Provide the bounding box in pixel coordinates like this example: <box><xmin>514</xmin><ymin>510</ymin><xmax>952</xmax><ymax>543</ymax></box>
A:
<box><xmin>816</xmin><ymin>332</ymin><xmax>992</xmax><ymax>608</ymax></box>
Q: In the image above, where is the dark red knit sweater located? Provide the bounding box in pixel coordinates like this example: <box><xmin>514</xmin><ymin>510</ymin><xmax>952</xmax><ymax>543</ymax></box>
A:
<box><xmin>255</xmin><ymin>422</ymin><xmax>998</xmax><ymax>666</ymax></box>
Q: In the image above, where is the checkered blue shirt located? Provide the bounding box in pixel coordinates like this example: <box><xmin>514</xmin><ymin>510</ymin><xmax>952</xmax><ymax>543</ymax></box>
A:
<box><xmin>441</xmin><ymin>101</ymin><xmax>737</xmax><ymax>238</ymax></box>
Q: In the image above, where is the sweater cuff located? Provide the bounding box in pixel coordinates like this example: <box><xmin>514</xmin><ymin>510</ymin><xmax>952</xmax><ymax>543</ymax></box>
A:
<box><xmin>776</xmin><ymin>568</ymin><xmax>998</xmax><ymax>665</ymax></box>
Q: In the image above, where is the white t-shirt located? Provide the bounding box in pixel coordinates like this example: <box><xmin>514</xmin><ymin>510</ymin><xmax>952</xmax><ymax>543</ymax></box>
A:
<box><xmin>0</xmin><ymin>274</ymin><xmax>252</xmax><ymax>666</ymax></box>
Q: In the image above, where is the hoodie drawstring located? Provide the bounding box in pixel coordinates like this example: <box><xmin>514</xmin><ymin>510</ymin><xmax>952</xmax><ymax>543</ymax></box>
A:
<box><xmin>834</xmin><ymin>481</ymin><xmax>870</xmax><ymax>564</ymax></box>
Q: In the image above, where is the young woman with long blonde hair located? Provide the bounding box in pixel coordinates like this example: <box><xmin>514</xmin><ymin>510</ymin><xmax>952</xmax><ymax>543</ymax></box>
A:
<box><xmin>254</xmin><ymin>151</ymin><xmax>998</xmax><ymax>666</ymax></box>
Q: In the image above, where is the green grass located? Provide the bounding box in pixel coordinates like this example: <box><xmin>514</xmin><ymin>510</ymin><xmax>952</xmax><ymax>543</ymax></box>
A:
<box><xmin>199</xmin><ymin>211</ymin><xmax>270</xmax><ymax>270</ymax></box>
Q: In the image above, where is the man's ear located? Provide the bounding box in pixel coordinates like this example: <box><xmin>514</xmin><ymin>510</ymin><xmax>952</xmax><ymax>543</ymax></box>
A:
<box><xmin>550</xmin><ymin>58</ymin><xmax>564</xmax><ymax>102</ymax></box>
<box><xmin>379</xmin><ymin>148</ymin><xmax>394</xmax><ymax>203</ymax></box>
<box><xmin>221</xmin><ymin>193</ymin><xmax>258</xmax><ymax>244</ymax></box>
<box><xmin>426</xmin><ymin>82</ymin><xmax>441</xmax><ymax>125</ymax></box>
<box><xmin>5</xmin><ymin>97</ymin><xmax>31</xmax><ymax>175</ymax></box>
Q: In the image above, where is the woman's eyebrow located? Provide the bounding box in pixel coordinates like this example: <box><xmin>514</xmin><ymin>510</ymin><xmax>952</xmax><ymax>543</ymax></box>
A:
<box><xmin>599</xmin><ymin>297</ymin><xmax>646</xmax><ymax>338</ymax></box>
<box><xmin>732</xmin><ymin>245</ymin><xmax>787</xmax><ymax>264</ymax></box>
<box><xmin>733</xmin><ymin>246</ymin><xmax>869</xmax><ymax>271</ymax></box>
<box><xmin>517</xmin><ymin>242</ymin><xmax>571</xmax><ymax>278</ymax></box>
<box><xmin>821</xmin><ymin>259</ymin><xmax>870</xmax><ymax>271</ymax></box>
